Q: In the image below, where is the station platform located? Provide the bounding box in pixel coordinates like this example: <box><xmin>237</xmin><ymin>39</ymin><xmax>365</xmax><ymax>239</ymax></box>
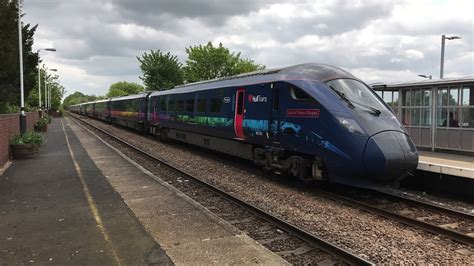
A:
<box><xmin>417</xmin><ymin>150</ymin><xmax>474</xmax><ymax>179</ymax></box>
<box><xmin>0</xmin><ymin>118</ymin><xmax>287</xmax><ymax>265</ymax></box>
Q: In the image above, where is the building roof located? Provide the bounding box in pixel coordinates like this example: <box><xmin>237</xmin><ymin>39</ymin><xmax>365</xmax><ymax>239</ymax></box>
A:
<box><xmin>372</xmin><ymin>76</ymin><xmax>474</xmax><ymax>90</ymax></box>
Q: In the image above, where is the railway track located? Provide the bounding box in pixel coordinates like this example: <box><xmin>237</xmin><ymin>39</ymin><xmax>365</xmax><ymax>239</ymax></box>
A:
<box><xmin>316</xmin><ymin>186</ymin><xmax>474</xmax><ymax>247</ymax></box>
<box><xmin>70</xmin><ymin>115</ymin><xmax>372</xmax><ymax>265</ymax></box>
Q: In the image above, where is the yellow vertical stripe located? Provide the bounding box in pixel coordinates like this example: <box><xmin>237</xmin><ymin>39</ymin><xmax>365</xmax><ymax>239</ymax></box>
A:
<box><xmin>61</xmin><ymin>119</ymin><xmax>121</xmax><ymax>265</ymax></box>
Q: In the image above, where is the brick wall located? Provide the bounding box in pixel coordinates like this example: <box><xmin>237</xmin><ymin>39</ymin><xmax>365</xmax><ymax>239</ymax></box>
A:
<box><xmin>0</xmin><ymin>112</ymin><xmax>39</xmax><ymax>168</ymax></box>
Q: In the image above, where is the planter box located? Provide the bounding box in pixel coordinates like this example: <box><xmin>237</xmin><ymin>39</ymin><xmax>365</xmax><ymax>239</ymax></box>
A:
<box><xmin>10</xmin><ymin>144</ymin><xmax>39</xmax><ymax>159</ymax></box>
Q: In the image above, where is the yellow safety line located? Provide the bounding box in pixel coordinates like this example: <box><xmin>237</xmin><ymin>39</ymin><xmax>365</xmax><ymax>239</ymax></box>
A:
<box><xmin>61</xmin><ymin>119</ymin><xmax>122</xmax><ymax>265</ymax></box>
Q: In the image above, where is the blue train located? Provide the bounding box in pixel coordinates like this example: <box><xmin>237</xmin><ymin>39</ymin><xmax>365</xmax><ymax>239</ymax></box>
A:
<box><xmin>70</xmin><ymin>63</ymin><xmax>418</xmax><ymax>186</ymax></box>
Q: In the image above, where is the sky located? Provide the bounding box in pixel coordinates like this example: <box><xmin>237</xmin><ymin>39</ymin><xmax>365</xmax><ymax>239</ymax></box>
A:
<box><xmin>23</xmin><ymin>0</ymin><xmax>474</xmax><ymax>97</ymax></box>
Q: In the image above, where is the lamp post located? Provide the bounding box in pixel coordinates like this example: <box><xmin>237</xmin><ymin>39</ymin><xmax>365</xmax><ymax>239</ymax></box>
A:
<box><xmin>17</xmin><ymin>0</ymin><xmax>26</xmax><ymax>133</ymax></box>
<box><xmin>46</xmin><ymin>69</ymin><xmax>57</xmax><ymax>111</ymax></box>
<box><xmin>418</xmin><ymin>74</ymin><xmax>432</xmax><ymax>80</ymax></box>
<box><xmin>440</xmin><ymin>35</ymin><xmax>461</xmax><ymax>79</ymax></box>
<box><xmin>37</xmin><ymin>48</ymin><xmax>56</xmax><ymax>115</ymax></box>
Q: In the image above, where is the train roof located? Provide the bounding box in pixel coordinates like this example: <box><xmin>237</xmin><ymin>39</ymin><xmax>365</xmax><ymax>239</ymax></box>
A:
<box><xmin>109</xmin><ymin>92</ymin><xmax>150</xmax><ymax>101</ymax></box>
<box><xmin>94</xmin><ymin>99</ymin><xmax>110</xmax><ymax>103</ymax></box>
<box><xmin>150</xmin><ymin>63</ymin><xmax>357</xmax><ymax>96</ymax></box>
<box><xmin>371</xmin><ymin>76</ymin><xmax>474</xmax><ymax>90</ymax></box>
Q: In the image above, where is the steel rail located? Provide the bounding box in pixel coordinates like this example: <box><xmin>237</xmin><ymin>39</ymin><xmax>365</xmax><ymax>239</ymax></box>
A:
<box><xmin>372</xmin><ymin>189</ymin><xmax>474</xmax><ymax>220</ymax></box>
<box><xmin>316</xmin><ymin>189</ymin><xmax>474</xmax><ymax>247</ymax></box>
<box><xmin>70</xmin><ymin>114</ymin><xmax>373</xmax><ymax>265</ymax></box>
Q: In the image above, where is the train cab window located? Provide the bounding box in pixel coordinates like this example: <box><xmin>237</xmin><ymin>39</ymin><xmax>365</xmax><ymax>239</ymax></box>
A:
<box><xmin>290</xmin><ymin>86</ymin><xmax>311</xmax><ymax>101</ymax></box>
<box><xmin>177</xmin><ymin>100</ymin><xmax>184</xmax><ymax>112</ymax></box>
<box><xmin>197</xmin><ymin>99</ymin><xmax>207</xmax><ymax>113</ymax></box>
<box><xmin>186</xmin><ymin>99</ymin><xmax>195</xmax><ymax>112</ymax></box>
<box><xmin>210</xmin><ymin>98</ymin><xmax>222</xmax><ymax>113</ymax></box>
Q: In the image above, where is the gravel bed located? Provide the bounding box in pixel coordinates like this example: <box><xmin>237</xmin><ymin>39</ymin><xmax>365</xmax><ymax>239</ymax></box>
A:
<box><xmin>77</xmin><ymin>116</ymin><xmax>474</xmax><ymax>264</ymax></box>
<box><xmin>380</xmin><ymin>186</ymin><xmax>474</xmax><ymax>215</ymax></box>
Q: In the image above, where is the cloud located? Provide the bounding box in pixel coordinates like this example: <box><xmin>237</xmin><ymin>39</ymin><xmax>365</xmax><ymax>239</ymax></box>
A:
<box><xmin>22</xmin><ymin>0</ymin><xmax>473</xmax><ymax>97</ymax></box>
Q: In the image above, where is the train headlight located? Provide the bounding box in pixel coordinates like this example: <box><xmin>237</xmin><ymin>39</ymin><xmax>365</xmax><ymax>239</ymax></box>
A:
<box><xmin>338</xmin><ymin>118</ymin><xmax>363</xmax><ymax>134</ymax></box>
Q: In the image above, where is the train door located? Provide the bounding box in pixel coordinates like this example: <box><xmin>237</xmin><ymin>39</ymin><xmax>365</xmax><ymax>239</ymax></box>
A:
<box><xmin>270</xmin><ymin>83</ymin><xmax>280</xmax><ymax>143</ymax></box>
<box><xmin>234</xmin><ymin>88</ymin><xmax>245</xmax><ymax>139</ymax></box>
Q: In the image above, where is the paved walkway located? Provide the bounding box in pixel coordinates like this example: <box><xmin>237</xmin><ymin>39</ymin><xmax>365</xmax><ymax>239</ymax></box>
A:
<box><xmin>0</xmin><ymin>118</ymin><xmax>170</xmax><ymax>265</ymax></box>
<box><xmin>65</xmin><ymin>117</ymin><xmax>287</xmax><ymax>265</ymax></box>
<box><xmin>1</xmin><ymin>117</ymin><xmax>288</xmax><ymax>265</ymax></box>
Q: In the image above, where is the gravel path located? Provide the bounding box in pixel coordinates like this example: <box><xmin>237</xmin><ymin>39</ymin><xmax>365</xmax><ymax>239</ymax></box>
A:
<box><xmin>77</xmin><ymin>116</ymin><xmax>474</xmax><ymax>264</ymax></box>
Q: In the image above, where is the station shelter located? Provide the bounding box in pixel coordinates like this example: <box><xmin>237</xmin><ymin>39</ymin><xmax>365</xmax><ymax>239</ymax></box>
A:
<box><xmin>372</xmin><ymin>77</ymin><xmax>474</xmax><ymax>153</ymax></box>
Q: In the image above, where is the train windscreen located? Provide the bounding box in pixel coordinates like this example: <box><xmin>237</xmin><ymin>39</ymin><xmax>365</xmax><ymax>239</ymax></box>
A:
<box><xmin>326</xmin><ymin>79</ymin><xmax>387</xmax><ymax>114</ymax></box>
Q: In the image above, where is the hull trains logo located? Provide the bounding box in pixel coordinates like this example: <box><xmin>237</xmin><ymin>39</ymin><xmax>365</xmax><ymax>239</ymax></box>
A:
<box><xmin>248</xmin><ymin>94</ymin><xmax>267</xmax><ymax>103</ymax></box>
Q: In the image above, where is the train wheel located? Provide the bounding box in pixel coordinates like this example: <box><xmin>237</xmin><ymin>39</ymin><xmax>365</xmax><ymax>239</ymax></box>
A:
<box><xmin>289</xmin><ymin>156</ymin><xmax>312</xmax><ymax>183</ymax></box>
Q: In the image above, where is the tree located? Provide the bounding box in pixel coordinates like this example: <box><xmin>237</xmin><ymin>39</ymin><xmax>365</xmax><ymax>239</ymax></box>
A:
<box><xmin>106</xmin><ymin>81</ymin><xmax>144</xmax><ymax>98</ymax></box>
<box><xmin>63</xmin><ymin>91</ymin><xmax>100</xmax><ymax>109</ymax></box>
<box><xmin>0</xmin><ymin>0</ymin><xmax>39</xmax><ymax>113</ymax></box>
<box><xmin>137</xmin><ymin>50</ymin><xmax>183</xmax><ymax>90</ymax></box>
<box><xmin>183</xmin><ymin>42</ymin><xmax>265</xmax><ymax>83</ymax></box>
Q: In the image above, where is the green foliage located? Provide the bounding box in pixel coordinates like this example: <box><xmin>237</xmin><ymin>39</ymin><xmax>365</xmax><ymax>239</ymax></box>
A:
<box><xmin>10</xmin><ymin>131</ymin><xmax>45</xmax><ymax>145</ymax></box>
<box><xmin>106</xmin><ymin>81</ymin><xmax>144</xmax><ymax>97</ymax></box>
<box><xmin>34</xmin><ymin>116</ymin><xmax>48</xmax><ymax>131</ymax></box>
<box><xmin>138</xmin><ymin>50</ymin><xmax>183</xmax><ymax>90</ymax></box>
<box><xmin>0</xmin><ymin>0</ymin><xmax>39</xmax><ymax>113</ymax></box>
<box><xmin>63</xmin><ymin>91</ymin><xmax>99</xmax><ymax>109</ymax></box>
<box><xmin>183</xmin><ymin>42</ymin><xmax>265</xmax><ymax>83</ymax></box>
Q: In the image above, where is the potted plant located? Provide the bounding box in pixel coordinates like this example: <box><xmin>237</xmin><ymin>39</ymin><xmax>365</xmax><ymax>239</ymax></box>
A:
<box><xmin>34</xmin><ymin>117</ymin><xmax>48</xmax><ymax>132</ymax></box>
<box><xmin>10</xmin><ymin>132</ymin><xmax>45</xmax><ymax>159</ymax></box>
<box><xmin>45</xmin><ymin>114</ymin><xmax>52</xmax><ymax>124</ymax></box>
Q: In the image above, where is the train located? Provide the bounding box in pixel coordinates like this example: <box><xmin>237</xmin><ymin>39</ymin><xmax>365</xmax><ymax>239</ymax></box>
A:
<box><xmin>70</xmin><ymin>63</ymin><xmax>418</xmax><ymax>186</ymax></box>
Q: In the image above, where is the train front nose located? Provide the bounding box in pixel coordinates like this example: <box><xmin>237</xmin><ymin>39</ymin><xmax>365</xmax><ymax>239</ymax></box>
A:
<box><xmin>363</xmin><ymin>131</ymin><xmax>418</xmax><ymax>182</ymax></box>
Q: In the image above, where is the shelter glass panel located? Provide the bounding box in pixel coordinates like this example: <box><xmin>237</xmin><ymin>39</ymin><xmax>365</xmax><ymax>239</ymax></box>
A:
<box><xmin>414</xmin><ymin>90</ymin><xmax>422</xmax><ymax>106</ymax></box>
<box><xmin>438</xmin><ymin>88</ymin><xmax>448</xmax><ymax>106</ymax></box>
<box><xmin>411</xmin><ymin>108</ymin><xmax>421</xmax><ymax>126</ymax></box>
<box><xmin>402</xmin><ymin>90</ymin><xmax>411</xmax><ymax>106</ymax></box>
<box><xmin>393</xmin><ymin>91</ymin><xmax>399</xmax><ymax>105</ymax></box>
<box><xmin>423</xmin><ymin>90</ymin><xmax>431</xmax><ymax>106</ymax></box>
<box><xmin>449</xmin><ymin>88</ymin><xmax>460</xmax><ymax>105</ymax></box>
<box><xmin>437</xmin><ymin>108</ymin><xmax>448</xmax><ymax>127</ymax></box>
<box><xmin>462</xmin><ymin>87</ymin><xmax>472</xmax><ymax>106</ymax></box>
<box><xmin>422</xmin><ymin>108</ymin><xmax>431</xmax><ymax>126</ymax></box>
<box><xmin>402</xmin><ymin>108</ymin><xmax>411</xmax><ymax>125</ymax></box>
<box><xmin>461</xmin><ymin>108</ymin><xmax>474</xmax><ymax>128</ymax></box>
<box><xmin>383</xmin><ymin>91</ymin><xmax>392</xmax><ymax>104</ymax></box>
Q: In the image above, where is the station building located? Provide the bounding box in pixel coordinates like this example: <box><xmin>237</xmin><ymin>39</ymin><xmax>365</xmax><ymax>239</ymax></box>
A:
<box><xmin>372</xmin><ymin>77</ymin><xmax>474</xmax><ymax>153</ymax></box>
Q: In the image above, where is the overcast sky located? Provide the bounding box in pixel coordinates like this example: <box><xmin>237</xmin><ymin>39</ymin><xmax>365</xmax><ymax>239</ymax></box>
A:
<box><xmin>24</xmin><ymin>0</ymin><xmax>473</xmax><ymax>97</ymax></box>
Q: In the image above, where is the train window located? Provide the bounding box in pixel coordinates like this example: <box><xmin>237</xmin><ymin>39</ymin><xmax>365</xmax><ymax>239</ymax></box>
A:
<box><xmin>177</xmin><ymin>100</ymin><xmax>184</xmax><ymax>112</ymax></box>
<box><xmin>290</xmin><ymin>86</ymin><xmax>310</xmax><ymax>100</ymax></box>
<box><xmin>210</xmin><ymin>98</ymin><xmax>222</xmax><ymax>113</ymax></box>
<box><xmin>168</xmin><ymin>99</ymin><xmax>175</xmax><ymax>112</ymax></box>
<box><xmin>197</xmin><ymin>99</ymin><xmax>207</xmax><ymax>113</ymax></box>
<box><xmin>160</xmin><ymin>97</ymin><xmax>167</xmax><ymax>111</ymax></box>
<box><xmin>186</xmin><ymin>99</ymin><xmax>194</xmax><ymax>112</ymax></box>
<box><xmin>273</xmin><ymin>88</ymin><xmax>279</xmax><ymax>110</ymax></box>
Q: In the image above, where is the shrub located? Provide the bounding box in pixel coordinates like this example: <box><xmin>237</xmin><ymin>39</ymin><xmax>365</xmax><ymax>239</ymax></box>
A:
<box><xmin>34</xmin><ymin>117</ymin><xmax>48</xmax><ymax>131</ymax></box>
<box><xmin>10</xmin><ymin>131</ymin><xmax>45</xmax><ymax>145</ymax></box>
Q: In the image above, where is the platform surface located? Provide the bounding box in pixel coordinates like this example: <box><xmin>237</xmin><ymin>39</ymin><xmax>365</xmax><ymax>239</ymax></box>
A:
<box><xmin>0</xmin><ymin>118</ymin><xmax>168</xmax><ymax>265</ymax></box>
<box><xmin>418</xmin><ymin>150</ymin><xmax>474</xmax><ymax>179</ymax></box>
<box><xmin>66</xmin><ymin>117</ymin><xmax>287</xmax><ymax>265</ymax></box>
<box><xmin>1</xmin><ymin>117</ymin><xmax>288</xmax><ymax>265</ymax></box>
